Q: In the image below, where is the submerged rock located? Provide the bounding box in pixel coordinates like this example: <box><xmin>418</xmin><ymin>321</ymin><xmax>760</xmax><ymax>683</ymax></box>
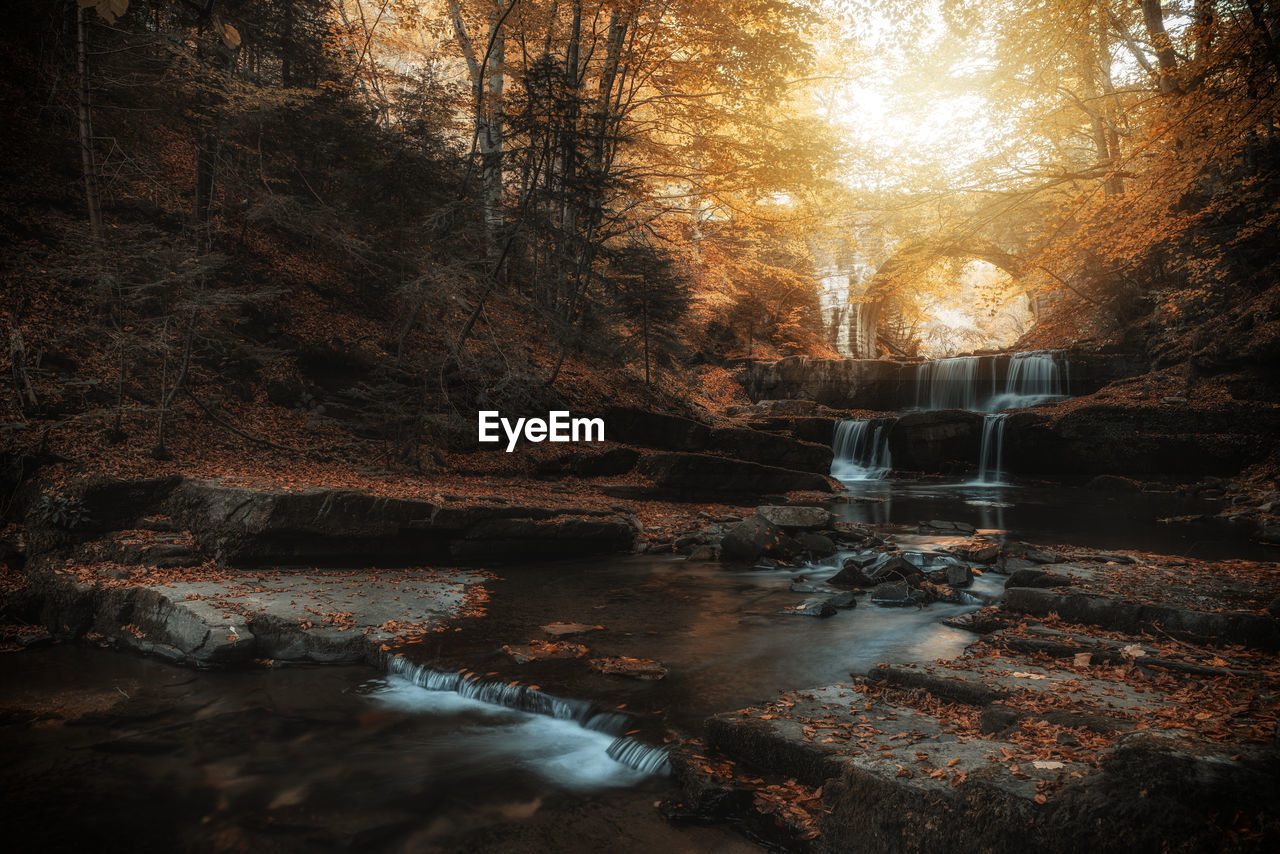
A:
<box><xmin>823</xmin><ymin>590</ymin><xmax>857</xmax><ymax>609</ymax></box>
<box><xmin>781</xmin><ymin>598</ymin><xmax>837</xmax><ymax>618</ymax></box>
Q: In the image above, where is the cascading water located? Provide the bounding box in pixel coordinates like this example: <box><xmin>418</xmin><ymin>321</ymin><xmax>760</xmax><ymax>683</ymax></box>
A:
<box><xmin>986</xmin><ymin>350</ymin><xmax>1068</xmax><ymax>411</ymax></box>
<box><xmin>913</xmin><ymin>356</ymin><xmax>985</xmax><ymax>410</ymax></box>
<box><xmin>902</xmin><ymin>350</ymin><xmax>1069</xmax><ymax>485</ymax></box>
<box><xmin>386</xmin><ymin>656</ymin><xmax>671</xmax><ymax>776</ymax></box>
<box><xmin>831</xmin><ymin>418</ymin><xmax>894</xmax><ymax>481</ymax></box>
<box><xmin>975</xmin><ymin>413</ymin><xmax>1009</xmax><ymax>485</ymax></box>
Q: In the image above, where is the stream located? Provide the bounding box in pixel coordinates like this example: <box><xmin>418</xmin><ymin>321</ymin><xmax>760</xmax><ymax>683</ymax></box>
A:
<box><xmin>5</xmin><ymin>478</ymin><xmax>1272</xmax><ymax>851</ymax></box>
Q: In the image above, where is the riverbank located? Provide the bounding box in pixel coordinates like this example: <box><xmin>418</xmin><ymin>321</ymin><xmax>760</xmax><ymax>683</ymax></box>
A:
<box><xmin>3</xmin><ymin>459</ymin><xmax>1279</xmax><ymax>851</ymax></box>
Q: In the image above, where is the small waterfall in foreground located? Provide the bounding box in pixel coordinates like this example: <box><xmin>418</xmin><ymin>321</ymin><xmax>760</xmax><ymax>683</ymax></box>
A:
<box><xmin>832</xmin><ymin>418</ymin><xmax>894</xmax><ymax>481</ymax></box>
<box><xmin>975</xmin><ymin>413</ymin><xmax>1009</xmax><ymax>485</ymax></box>
<box><xmin>386</xmin><ymin>656</ymin><xmax>670</xmax><ymax>776</ymax></box>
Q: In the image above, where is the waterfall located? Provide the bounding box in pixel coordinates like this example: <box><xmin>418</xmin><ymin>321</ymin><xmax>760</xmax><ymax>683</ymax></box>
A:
<box><xmin>385</xmin><ymin>656</ymin><xmax>670</xmax><ymax>777</ymax></box>
<box><xmin>606</xmin><ymin>736</ymin><xmax>672</xmax><ymax>776</ymax></box>
<box><xmin>986</xmin><ymin>350</ymin><xmax>1067</xmax><ymax>412</ymax></box>
<box><xmin>832</xmin><ymin>418</ymin><xmax>894</xmax><ymax>480</ymax></box>
<box><xmin>975</xmin><ymin>413</ymin><xmax>1008</xmax><ymax>485</ymax></box>
<box><xmin>914</xmin><ymin>356</ymin><xmax>983</xmax><ymax>410</ymax></box>
<box><xmin>388</xmin><ymin>656</ymin><xmax>629</xmax><ymax>734</ymax></box>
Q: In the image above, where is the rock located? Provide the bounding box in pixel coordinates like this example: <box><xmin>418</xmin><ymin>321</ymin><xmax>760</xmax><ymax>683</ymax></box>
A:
<box><xmin>639</xmin><ymin>452</ymin><xmax>832</xmax><ymax>495</ymax></box>
<box><xmin>174</xmin><ymin>479</ymin><xmax>637</xmax><ymax>564</ymax></box>
<box><xmin>589</xmin><ymin>656</ymin><xmax>668</xmax><ymax>680</ymax></box>
<box><xmin>1022</xmin><ymin>547</ymin><xmax>1064</xmax><ymax>564</ymax></box>
<box><xmin>951</xmin><ymin>542</ymin><xmax>999</xmax><ymax>563</ymax></box>
<box><xmin>571</xmin><ymin>447</ymin><xmax>640</xmax><ymax>476</ymax></box>
<box><xmin>945</xmin><ymin>563</ymin><xmax>973</xmax><ymax>587</ymax></box>
<box><xmin>828</xmin><ymin>562</ymin><xmax>875</xmax><ymax>588</ymax></box>
<box><xmin>754</xmin><ymin>505</ymin><xmax>834</xmax><ymax>531</ymax></box>
<box><xmin>451</xmin><ymin>516</ymin><xmax>639</xmax><ymax>561</ymax></box>
<box><xmin>869</xmin><ymin>581</ymin><xmax>917</xmax><ymax>607</ymax></box>
<box><xmin>865</xmin><ymin>554</ymin><xmax>922</xmax><ymax>583</ymax></box>
<box><xmin>1093</xmin><ymin>551</ymin><xmax>1141</xmax><ymax>564</ymax></box>
<box><xmin>790</xmin><ymin>579</ymin><xmax>841</xmax><ymax>595</ymax></box>
<box><xmin>735</xmin><ymin>357</ymin><xmax>909</xmax><ymax>409</ymax></box>
<box><xmin>781</xmin><ymin>598</ymin><xmax>837</xmax><ymax>618</ymax></box>
<box><xmin>997</xmin><ymin>555</ymin><xmax>1037</xmax><ymax>572</ymax></box>
<box><xmin>978</xmin><ymin>704</ymin><xmax>1021</xmax><ymax>736</ymax></box>
<box><xmin>673</xmin><ymin>534</ymin><xmax>702</xmax><ymax>551</ymax></box>
<box><xmin>604</xmin><ymin>407</ymin><xmax>833</xmax><ymax>473</ymax></box>
<box><xmin>605</xmin><ymin>407</ymin><xmax>711</xmax><ymax>451</ymax></box>
<box><xmin>720</xmin><ymin>516</ymin><xmax>802</xmax><ymax>563</ymax></box>
<box><xmin>922</xmin><ymin>519</ymin><xmax>978</xmax><ymax>535</ymax></box>
<box><xmin>823</xmin><ymin>591</ymin><xmax>857</xmax><ymax>609</ymax></box>
<box><xmin>795</xmin><ymin>532</ymin><xmax>836</xmax><ymax>557</ymax></box>
<box><xmin>1085</xmin><ymin>474</ymin><xmax>1143</xmax><ymax>492</ymax></box>
<box><xmin>1006</xmin><ymin>568</ymin><xmax>1071</xmax><ymax>588</ymax></box>
<box><xmin>1161</xmin><ymin>396</ymin><xmax>1188</xmax><ymax>405</ymax></box>
<box><xmin>709</xmin><ymin>427</ymin><xmax>834</xmax><ymax>473</ymax></box>
<box><xmin>889</xmin><ymin>411</ymin><xmax>986</xmax><ymax>472</ymax></box>
<box><xmin>686</xmin><ymin>544</ymin><xmax>718</xmax><ymax>561</ymax></box>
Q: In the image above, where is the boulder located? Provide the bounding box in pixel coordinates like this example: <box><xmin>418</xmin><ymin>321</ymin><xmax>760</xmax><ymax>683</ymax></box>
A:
<box><xmin>828</xmin><ymin>562</ymin><xmax>875</xmax><ymax>588</ymax></box>
<box><xmin>823</xmin><ymin>590</ymin><xmax>858</xmax><ymax>609</ymax></box>
<box><xmin>686</xmin><ymin>545</ymin><xmax>718</xmax><ymax>561</ymax></box>
<box><xmin>945</xmin><ymin>563</ymin><xmax>973</xmax><ymax>587</ymax></box>
<box><xmin>866</xmin><ymin>554</ymin><xmax>922</xmax><ymax>583</ymax></box>
<box><xmin>720</xmin><ymin>516</ymin><xmax>802</xmax><ymax>563</ymax></box>
<box><xmin>869</xmin><ymin>582</ymin><xmax>917</xmax><ymax>607</ymax></box>
<box><xmin>638</xmin><ymin>452</ymin><xmax>832</xmax><ymax>495</ymax></box>
<box><xmin>951</xmin><ymin>543</ymin><xmax>1000</xmax><ymax>563</ymax></box>
<box><xmin>754</xmin><ymin>505</ymin><xmax>834</xmax><ymax>531</ymax></box>
<box><xmin>795</xmin><ymin>532</ymin><xmax>837</xmax><ymax>557</ymax></box>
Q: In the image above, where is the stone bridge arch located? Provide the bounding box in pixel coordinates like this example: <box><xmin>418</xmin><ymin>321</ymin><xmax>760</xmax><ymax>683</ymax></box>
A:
<box><xmin>846</xmin><ymin>238</ymin><xmax>1025</xmax><ymax>358</ymax></box>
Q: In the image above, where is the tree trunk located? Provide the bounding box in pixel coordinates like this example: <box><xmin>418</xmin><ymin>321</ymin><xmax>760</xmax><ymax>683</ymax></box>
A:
<box><xmin>1140</xmin><ymin>0</ymin><xmax>1181</xmax><ymax>95</ymax></box>
<box><xmin>481</xmin><ymin>12</ymin><xmax>505</xmax><ymax>272</ymax></box>
<box><xmin>76</xmin><ymin>5</ymin><xmax>104</xmax><ymax>248</ymax></box>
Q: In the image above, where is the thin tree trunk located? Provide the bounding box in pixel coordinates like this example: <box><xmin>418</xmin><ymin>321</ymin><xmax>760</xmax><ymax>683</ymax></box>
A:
<box><xmin>76</xmin><ymin>6</ymin><xmax>104</xmax><ymax>248</ymax></box>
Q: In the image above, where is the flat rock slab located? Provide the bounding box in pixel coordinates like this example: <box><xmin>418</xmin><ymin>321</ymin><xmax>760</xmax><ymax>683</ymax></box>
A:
<box><xmin>37</xmin><ymin>566</ymin><xmax>484</xmax><ymax>668</ymax></box>
<box><xmin>866</xmin><ymin>658</ymin><xmax>1171</xmax><ymax>719</ymax></box>
<box><xmin>704</xmin><ymin>685</ymin><xmax>1092</xmax><ymax>798</ymax></box>
<box><xmin>1005</xmin><ymin>587</ymin><xmax>1280</xmax><ymax>650</ymax></box>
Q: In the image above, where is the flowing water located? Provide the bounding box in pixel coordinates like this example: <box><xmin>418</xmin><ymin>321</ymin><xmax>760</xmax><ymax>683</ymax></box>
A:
<box><xmin>5</xmin><ymin>349</ymin><xmax>1269</xmax><ymax>851</ymax></box>
<box><xmin>831</xmin><ymin>417</ymin><xmax>894</xmax><ymax>481</ymax></box>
